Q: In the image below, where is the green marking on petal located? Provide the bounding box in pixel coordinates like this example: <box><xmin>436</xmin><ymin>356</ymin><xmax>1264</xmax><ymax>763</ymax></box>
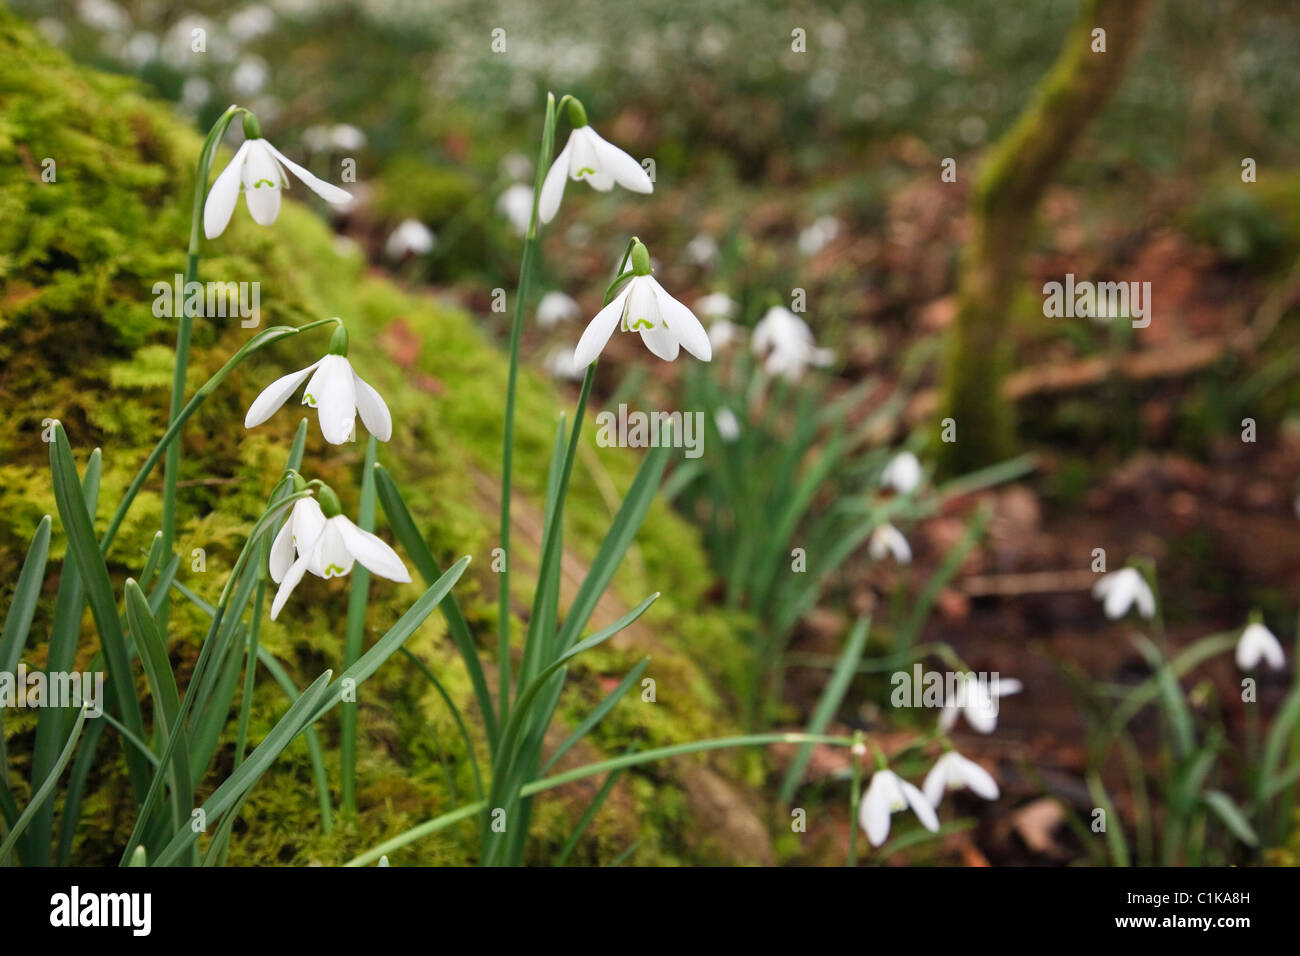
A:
<box><xmin>324</xmin><ymin>563</ymin><xmax>346</xmax><ymax>576</ymax></box>
<box><xmin>629</xmin><ymin>318</ymin><xmax>655</xmax><ymax>331</ymax></box>
<box><xmin>252</xmin><ymin>178</ymin><xmax>276</xmax><ymax>188</ymax></box>
<box><xmin>303</xmin><ymin>393</ymin><xmax>316</xmax><ymax>406</ymax></box>
<box><xmin>576</xmin><ymin>167</ymin><xmax>596</xmax><ymax>178</ymax></box>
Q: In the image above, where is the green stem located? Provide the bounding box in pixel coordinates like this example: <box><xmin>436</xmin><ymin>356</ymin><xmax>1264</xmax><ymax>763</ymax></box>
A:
<box><xmin>160</xmin><ymin>105</ymin><xmax>246</xmax><ymax>632</ymax></box>
<box><xmin>345</xmin><ymin>733</ymin><xmax>854</xmax><ymax>866</ymax></box>
<box><xmin>498</xmin><ymin>92</ymin><xmax>561</xmax><ymax>735</ymax></box>
<box><xmin>341</xmin><ymin>436</ymin><xmax>379</xmax><ymax>815</ymax></box>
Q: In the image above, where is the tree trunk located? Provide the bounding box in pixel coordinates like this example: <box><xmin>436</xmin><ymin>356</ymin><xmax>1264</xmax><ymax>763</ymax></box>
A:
<box><xmin>937</xmin><ymin>0</ymin><xmax>1153</xmax><ymax>474</ymax></box>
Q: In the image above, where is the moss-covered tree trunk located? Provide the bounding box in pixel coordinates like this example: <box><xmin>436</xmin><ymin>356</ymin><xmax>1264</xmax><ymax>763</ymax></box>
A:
<box><xmin>937</xmin><ymin>0</ymin><xmax>1153</xmax><ymax>474</ymax></box>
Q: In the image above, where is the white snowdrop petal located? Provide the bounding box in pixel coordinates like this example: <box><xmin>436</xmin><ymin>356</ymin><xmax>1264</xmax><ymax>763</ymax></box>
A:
<box><xmin>900</xmin><ymin>780</ymin><xmax>941</xmax><ymax>832</ymax></box>
<box><xmin>538</xmin><ymin>138</ymin><xmax>572</xmax><ymax>224</ymax></box>
<box><xmin>958</xmin><ymin>757</ymin><xmax>1000</xmax><ymax>801</ymax></box>
<box><xmin>315</xmin><ymin>355</ymin><xmax>358</xmax><ymax>445</ymax></box>
<box><xmin>573</xmin><ymin>284</ymin><xmax>631</xmax><ymax>368</ymax></box>
<box><xmin>640</xmin><ymin>319</ymin><xmax>680</xmax><ymax>361</ymax></box>
<box><xmin>312</xmin><ymin>519</ymin><xmax>354</xmax><ymax>578</ymax></box>
<box><xmin>589</xmin><ymin>128</ymin><xmax>652</xmax><ymax>193</ymax></box>
<box><xmin>352</xmin><ymin>371</ymin><xmax>393</xmax><ymax>442</ymax></box>
<box><xmin>245</xmin><ymin>361</ymin><xmax>319</xmax><ymax>428</ymax></box>
<box><xmin>337</xmin><ymin>518</ymin><xmax>410</xmax><ymax>582</ymax></box>
<box><xmin>262</xmin><ymin>139</ymin><xmax>353</xmax><ymax>203</ymax></box>
<box><xmin>270</xmin><ymin>551</ymin><xmax>311</xmax><ymax>620</ymax></box>
<box><xmin>569</xmin><ymin>128</ymin><xmax>612</xmax><ymax>190</ymax></box>
<box><xmin>651</xmin><ymin>278</ymin><xmax>711</xmax><ymax>361</ymax></box>
<box><xmin>268</xmin><ymin>513</ymin><xmax>296</xmax><ymax>584</ymax></box>
<box><xmin>241</xmin><ymin>140</ymin><xmax>283</xmax><ymax>226</ymax></box>
<box><xmin>923</xmin><ymin>758</ymin><xmax>950</xmax><ymax>808</ymax></box>
<box><xmin>203</xmin><ymin>140</ymin><xmax>250</xmax><ymax>239</ymax></box>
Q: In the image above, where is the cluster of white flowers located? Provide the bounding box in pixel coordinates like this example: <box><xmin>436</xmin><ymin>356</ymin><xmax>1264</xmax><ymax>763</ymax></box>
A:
<box><xmin>202</xmin><ymin>117</ymin><xmax>407</xmax><ymax>620</ymax></box>
<box><xmin>1091</xmin><ymin>563</ymin><xmax>1285</xmax><ymax>673</ymax></box>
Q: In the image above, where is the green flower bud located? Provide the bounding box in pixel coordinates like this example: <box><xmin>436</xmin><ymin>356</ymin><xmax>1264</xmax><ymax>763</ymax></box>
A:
<box><xmin>630</xmin><ymin>239</ymin><xmax>651</xmax><ymax>276</ymax></box>
<box><xmin>566</xmin><ymin>97</ymin><xmax>588</xmax><ymax>129</ymax></box>
<box><xmin>241</xmin><ymin>111</ymin><xmax>263</xmax><ymax>141</ymax></box>
<box><xmin>314</xmin><ymin>483</ymin><xmax>342</xmax><ymax>518</ymax></box>
<box><xmin>327</xmin><ymin>322</ymin><xmax>349</xmax><ymax>356</ymax></box>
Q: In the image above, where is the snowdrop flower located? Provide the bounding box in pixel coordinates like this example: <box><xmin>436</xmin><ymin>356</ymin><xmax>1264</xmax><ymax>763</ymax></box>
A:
<box><xmin>203</xmin><ymin>114</ymin><xmax>352</xmax><ymax>239</ymax></box>
<box><xmin>230</xmin><ymin>57</ymin><xmax>270</xmax><ymax>98</ymax></box>
<box><xmin>244</xmin><ymin>324</ymin><xmax>392</xmax><ymax>445</ymax></box>
<box><xmin>751</xmin><ymin>305</ymin><xmax>834</xmax><ymax>382</ymax></box>
<box><xmin>1092</xmin><ymin>566</ymin><xmax>1155</xmax><ymax>620</ymax></box>
<box><xmin>385</xmin><ymin>219</ymin><xmax>435</xmax><ymax>259</ymax></box>
<box><xmin>496</xmin><ymin>183</ymin><xmax>533</xmax><ymax>236</ymax></box>
<box><xmin>881</xmin><ymin>451</ymin><xmax>922</xmax><ymax>494</ymax></box>
<box><xmin>573</xmin><ymin>240</ymin><xmax>711</xmax><ymax>367</ymax></box>
<box><xmin>270</xmin><ymin>485</ymin><xmax>410</xmax><ymax>621</ymax></box>
<box><xmin>537</xmin><ymin>291</ymin><xmax>580</xmax><ymax>328</ymax></box>
<box><xmin>923</xmin><ymin>751</ymin><xmax>999</xmax><ymax>808</ymax></box>
<box><xmin>798</xmin><ymin>215</ymin><xmax>839</xmax><ymax>256</ymax></box>
<box><xmin>868</xmin><ymin>523</ymin><xmax>911</xmax><ymax>564</ymax></box>
<box><xmin>714</xmin><ymin>407</ymin><xmax>741</xmax><ymax>443</ymax></box>
<box><xmin>939</xmin><ymin>673</ymin><xmax>1022</xmax><ymax>734</ymax></box>
<box><xmin>329</xmin><ymin>124</ymin><xmax>366</xmax><ymax>152</ymax></box>
<box><xmin>542</xmin><ymin>346</ymin><xmax>585</xmax><ymax>382</ymax></box>
<box><xmin>859</xmin><ymin>769</ymin><xmax>939</xmax><ymax>847</ymax></box>
<box><xmin>228</xmin><ymin>5</ymin><xmax>276</xmax><ymax>42</ymax></box>
<box><xmin>685</xmin><ymin>233</ymin><xmax>719</xmax><ymax>268</ymax></box>
<box><xmin>696</xmin><ymin>292</ymin><xmax>736</xmax><ymax>321</ymax></box>
<box><xmin>1236</xmin><ymin>620</ymin><xmax>1285</xmax><ymax>672</ymax></box>
<box><xmin>708</xmin><ymin>319</ymin><xmax>739</xmax><ymax>352</ymax></box>
<box><xmin>539</xmin><ymin>99</ymin><xmax>652</xmax><ymax>224</ymax></box>
<box><xmin>269</xmin><ymin>496</ymin><xmax>325</xmax><ymax>583</ymax></box>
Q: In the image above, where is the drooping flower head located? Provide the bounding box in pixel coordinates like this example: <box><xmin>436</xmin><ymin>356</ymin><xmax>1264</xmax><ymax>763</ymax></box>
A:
<box><xmin>539</xmin><ymin>98</ymin><xmax>652</xmax><ymax>224</ymax></box>
<box><xmin>868</xmin><ymin>522</ymin><xmax>911</xmax><ymax>565</ymax></box>
<box><xmin>573</xmin><ymin>239</ymin><xmax>712</xmax><ymax>367</ymax></box>
<box><xmin>751</xmin><ymin>305</ymin><xmax>834</xmax><ymax>382</ymax></box>
<box><xmin>938</xmin><ymin>673</ymin><xmax>1022</xmax><ymax>735</ymax></box>
<box><xmin>245</xmin><ymin>322</ymin><xmax>392</xmax><ymax>445</ymax></box>
<box><xmin>922</xmin><ymin>750</ymin><xmax>1000</xmax><ymax>809</ymax></box>
<box><xmin>859</xmin><ymin>768</ymin><xmax>939</xmax><ymax>847</ymax></box>
<box><xmin>270</xmin><ymin>480</ymin><xmax>410</xmax><ymax>621</ymax></box>
<box><xmin>881</xmin><ymin>451</ymin><xmax>922</xmax><ymax>494</ymax></box>
<box><xmin>1092</xmin><ymin>565</ymin><xmax>1156</xmax><ymax>620</ymax></box>
<box><xmin>204</xmin><ymin>112</ymin><xmax>352</xmax><ymax>239</ymax></box>
<box><xmin>1236</xmin><ymin>619</ymin><xmax>1285</xmax><ymax>672</ymax></box>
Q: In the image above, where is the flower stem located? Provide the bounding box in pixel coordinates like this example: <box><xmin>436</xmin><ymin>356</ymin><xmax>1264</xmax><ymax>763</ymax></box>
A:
<box><xmin>498</xmin><ymin>92</ymin><xmax>561</xmax><ymax>734</ymax></box>
<box><xmin>159</xmin><ymin>105</ymin><xmax>245</xmax><ymax>630</ymax></box>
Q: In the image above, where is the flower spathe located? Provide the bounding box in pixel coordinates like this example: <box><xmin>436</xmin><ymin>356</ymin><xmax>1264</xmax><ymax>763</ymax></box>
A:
<box><xmin>572</xmin><ymin>242</ymin><xmax>711</xmax><ymax>367</ymax></box>
<box><xmin>922</xmin><ymin>751</ymin><xmax>1000</xmax><ymax>809</ymax></box>
<box><xmin>539</xmin><ymin>118</ymin><xmax>652</xmax><ymax>224</ymax></box>
<box><xmin>204</xmin><ymin>135</ymin><xmax>352</xmax><ymax>239</ymax></box>
<box><xmin>859</xmin><ymin>769</ymin><xmax>939</xmax><ymax>847</ymax></box>
<box><xmin>1092</xmin><ymin>566</ymin><xmax>1155</xmax><ymax>620</ymax></box>
<box><xmin>245</xmin><ymin>349</ymin><xmax>392</xmax><ymax>445</ymax></box>
<box><xmin>1236</xmin><ymin>621</ymin><xmax>1285</xmax><ymax>671</ymax></box>
<box><xmin>270</xmin><ymin>512</ymin><xmax>411</xmax><ymax>621</ymax></box>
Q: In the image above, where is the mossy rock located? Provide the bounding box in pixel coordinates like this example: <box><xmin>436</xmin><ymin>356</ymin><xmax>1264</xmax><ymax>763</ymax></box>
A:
<box><xmin>0</xmin><ymin>10</ymin><xmax>766</xmax><ymax>866</ymax></box>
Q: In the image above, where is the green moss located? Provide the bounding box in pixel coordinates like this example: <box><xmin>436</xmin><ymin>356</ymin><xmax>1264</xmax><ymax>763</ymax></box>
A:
<box><xmin>0</xmin><ymin>11</ymin><xmax>755</xmax><ymax>866</ymax></box>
